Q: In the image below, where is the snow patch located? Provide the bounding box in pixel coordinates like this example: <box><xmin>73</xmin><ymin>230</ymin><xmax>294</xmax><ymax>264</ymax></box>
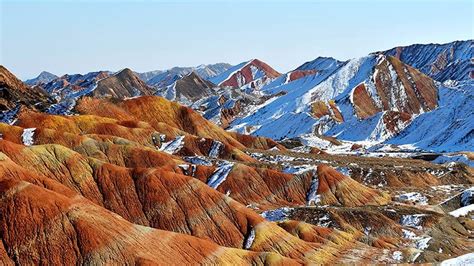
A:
<box><xmin>261</xmin><ymin>207</ymin><xmax>292</xmax><ymax>222</ymax></box>
<box><xmin>400</xmin><ymin>214</ymin><xmax>426</xmax><ymax>229</ymax></box>
<box><xmin>207</xmin><ymin>161</ymin><xmax>234</xmax><ymax>189</ymax></box>
<box><xmin>21</xmin><ymin>128</ymin><xmax>36</xmax><ymax>146</ymax></box>
<box><xmin>243</xmin><ymin>228</ymin><xmax>256</xmax><ymax>249</ymax></box>
<box><xmin>306</xmin><ymin>174</ymin><xmax>321</xmax><ymax>206</ymax></box>
<box><xmin>160</xmin><ymin>135</ymin><xmax>185</xmax><ymax>154</ymax></box>
<box><xmin>392</xmin><ymin>251</ymin><xmax>403</xmax><ymax>261</ymax></box>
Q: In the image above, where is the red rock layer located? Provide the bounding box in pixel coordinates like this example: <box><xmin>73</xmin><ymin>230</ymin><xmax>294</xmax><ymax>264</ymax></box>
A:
<box><xmin>0</xmin><ymin>178</ymin><xmax>297</xmax><ymax>265</ymax></box>
<box><xmin>288</xmin><ymin>70</ymin><xmax>317</xmax><ymax>82</ymax></box>
<box><xmin>351</xmin><ymin>83</ymin><xmax>381</xmax><ymax>119</ymax></box>
<box><xmin>228</xmin><ymin>131</ymin><xmax>285</xmax><ymax>150</ymax></box>
<box><xmin>381</xmin><ymin>111</ymin><xmax>412</xmax><ymax>136</ymax></box>
<box><xmin>351</xmin><ymin>56</ymin><xmax>438</xmax><ymax>120</ymax></box>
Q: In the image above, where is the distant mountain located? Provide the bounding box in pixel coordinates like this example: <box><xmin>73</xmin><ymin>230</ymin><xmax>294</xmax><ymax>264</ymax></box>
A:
<box><xmin>93</xmin><ymin>68</ymin><xmax>154</xmax><ymax>99</ymax></box>
<box><xmin>209</xmin><ymin>59</ymin><xmax>281</xmax><ymax>89</ymax></box>
<box><xmin>156</xmin><ymin>71</ymin><xmax>217</xmax><ymax>104</ymax></box>
<box><xmin>381</xmin><ymin>40</ymin><xmax>472</xmax><ymax>81</ymax></box>
<box><xmin>24</xmin><ymin>71</ymin><xmax>57</xmax><ymax>86</ymax></box>
<box><xmin>135</xmin><ymin>70</ymin><xmax>163</xmax><ymax>82</ymax></box>
<box><xmin>139</xmin><ymin>63</ymin><xmax>232</xmax><ymax>87</ymax></box>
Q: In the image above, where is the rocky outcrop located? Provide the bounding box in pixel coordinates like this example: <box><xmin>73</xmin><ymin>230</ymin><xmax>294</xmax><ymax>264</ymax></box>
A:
<box><xmin>0</xmin><ymin>66</ymin><xmax>53</xmax><ymax>112</ymax></box>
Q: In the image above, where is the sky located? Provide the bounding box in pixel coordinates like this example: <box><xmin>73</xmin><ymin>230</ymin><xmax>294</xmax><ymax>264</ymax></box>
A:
<box><xmin>1</xmin><ymin>0</ymin><xmax>472</xmax><ymax>80</ymax></box>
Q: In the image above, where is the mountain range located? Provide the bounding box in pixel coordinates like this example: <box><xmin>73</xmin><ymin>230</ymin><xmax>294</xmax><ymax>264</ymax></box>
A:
<box><xmin>0</xmin><ymin>39</ymin><xmax>472</xmax><ymax>265</ymax></box>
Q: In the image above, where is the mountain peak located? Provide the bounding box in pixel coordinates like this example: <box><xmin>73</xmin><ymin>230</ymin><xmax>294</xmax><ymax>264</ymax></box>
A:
<box><xmin>93</xmin><ymin>67</ymin><xmax>154</xmax><ymax>99</ymax></box>
<box><xmin>25</xmin><ymin>71</ymin><xmax>58</xmax><ymax>86</ymax></box>
<box><xmin>209</xmin><ymin>59</ymin><xmax>281</xmax><ymax>88</ymax></box>
<box><xmin>296</xmin><ymin>56</ymin><xmax>344</xmax><ymax>71</ymax></box>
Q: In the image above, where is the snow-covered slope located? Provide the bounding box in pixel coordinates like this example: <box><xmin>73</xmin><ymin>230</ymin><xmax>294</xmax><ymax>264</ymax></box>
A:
<box><xmin>230</xmin><ymin>54</ymin><xmax>436</xmax><ymax>139</ymax></box>
<box><xmin>387</xmin><ymin>80</ymin><xmax>473</xmax><ymax>152</ymax></box>
<box><xmin>228</xmin><ymin>59</ymin><xmax>344</xmax><ymax>138</ymax></box>
<box><xmin>382</xmin><ymin>40</ymin><xmax>473</xmax><ymax>81</ymax></box>
<box><xmin>228</xmin><ymin>53</ymin><xmax>464</xmax><ymax>152</ymax></box>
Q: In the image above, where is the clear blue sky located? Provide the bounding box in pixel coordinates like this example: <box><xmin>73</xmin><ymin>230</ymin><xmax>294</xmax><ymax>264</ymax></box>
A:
<box><xmin>1</xmin><ymin>0</ymin><xmax>472</xmax><ymax>79</ymax></box>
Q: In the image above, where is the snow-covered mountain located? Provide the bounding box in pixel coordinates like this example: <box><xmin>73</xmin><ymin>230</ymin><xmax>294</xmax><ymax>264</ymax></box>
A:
<box><xmin>382</xmin><ymin>40</ymin><xmax>472</xmax><ymax>82</ymax></box>
<box><xmin>227</xmin><ymin>45</ymin><xmax>472</xmax><ymax>153</ymax></box>
<box><xmin>24</xmin><ymin>71</ymin><xmax>57</xmax><ymax>86</ymax></box>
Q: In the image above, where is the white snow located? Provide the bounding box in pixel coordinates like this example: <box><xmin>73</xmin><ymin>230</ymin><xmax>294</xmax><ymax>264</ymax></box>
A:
<box><xmin>441</xmin><ymin>252</ymin><xmax>474</xmax><ymax>265</ymax></box>
<box><xmin>159</xmin><ymin>135</ymin><xmax>185</xmax><ymax>154</ymax></box>
<box><xmin>396</xmin><ymin>192</ymin><xmax>428</xmax><ymax>205</ymax></box>
<box><xmin>306</xmin><ymin>175</ymin><xmax>321</xmax><ymax>206</ymax></box>
<box><xmin>461</xmin><ymin>187</ymin><xmax>474</xmax><ymax>206</ymax></box>
<box><xmin>449</xmin><ymin>204</ymin><xmax>474</xmax><ymax>217</ymax></box>
<box><xmin>400</xmin><ymin>214</ymin><xmax>426</xmax><ymax>229</ymax></box>
<box><xmin>433</xmin><ymin>154</ymin><xmax>474</xmax><ymax>167</ymax></box>
<box><xmin>183</xmin><ymin>156</ymin><xmax>213</xmax><ymax>166</ymax></box>
<box><xmin>208</xmin><ymin>140</ymin><xmax>223</xmax><ymax>158</ymax></box>
<box><xmin>207</xmin><ymin>161</ymin><xmax>234</xmax><ymax>189</ymax></box>
<box><xmin>402</xmin><ymin>229</ymin><xmax>418</xmax><ymax>239</ymax></box>
<box><xmin>243</xmin><ymin>228</ymin><xmax>256</xmax><ymax>249</ymax></box>
<box><xmin>416</xmin><ymin>237</ymin><xmax>431</xmax><ymax>250</ymax></box>
<box><xmin>392</xmin><ymin>251</ymin><xmax>403</xmax><ymax>261</ymax></box>
<box><xmin>21</xmin><ymin>128</ymin><xmax>36</xmax><ymax>146</ymax></box>
<box><xmin>261</xmin><ymin>207</ymin><xmax>292</xmax><ymax>222</ymax></box>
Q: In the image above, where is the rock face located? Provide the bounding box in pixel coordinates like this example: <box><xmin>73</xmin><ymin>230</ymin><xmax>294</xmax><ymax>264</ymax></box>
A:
<box><xmin>93</xmin><ymin>68</ymin><xmax>155</xmax><ymax>99</ymax></box>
